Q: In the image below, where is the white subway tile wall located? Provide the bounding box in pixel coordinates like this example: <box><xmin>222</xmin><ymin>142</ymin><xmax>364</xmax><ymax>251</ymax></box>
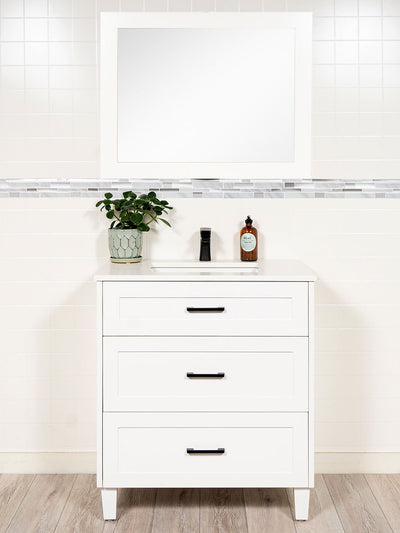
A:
<box><xmin>1</xmin><ymin>0</ymin><xmax>400</xmax><ymax>472</ymax></box>
<box><xmin>1</xmin><ymin>197</ymin><xmax>400</xmax><ymax>468</ymax></box>
<box><xmin>0</xmin><ymin>0</ymin><xmax>399</xmax><ymax>178</ymax></box>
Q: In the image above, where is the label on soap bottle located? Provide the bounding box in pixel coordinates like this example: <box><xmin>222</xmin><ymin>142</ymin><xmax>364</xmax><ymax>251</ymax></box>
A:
<box><xmin>241</xmin><ymin>233</ymin><xmax>256</xmax><ymax>252</ymax></box>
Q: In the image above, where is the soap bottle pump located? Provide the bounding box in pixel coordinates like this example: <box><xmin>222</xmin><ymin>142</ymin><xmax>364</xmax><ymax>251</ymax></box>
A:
<box><xmin>240</xmin><ymin>216</ymin><xmax>258</xmax><ymax>261</ymax></box>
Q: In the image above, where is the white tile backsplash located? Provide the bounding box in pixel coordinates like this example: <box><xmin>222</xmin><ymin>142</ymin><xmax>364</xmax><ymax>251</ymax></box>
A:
<box><xmin>360</xmin><ymin>86</ymin><xmax>383</xmax><ymax>110</ymax></box>
<box><xmin>359</xmin><ymin>0</ymin><xmax>382</xmax><ymax>16</ymax></box>
<box><xmin>1</xmin><ymin>197</ymin><xmax>400</xmax><ymax>465</ymax></box>
<box><xmin>25</xmin><ymin>42</ymin><xmax>49</xmax><ymax>65</ymax></box>
<box><xmin>49</xmin><ymin>18</ymin><xmax>73</xmax><ymax>41</ymax></box>
<box><xmin>0</xmin><ymin>19</ymin><xmax>24</xmax><ymax>41</ymax></box>
<box><xmin>383</xmin><ymin>87</ymin><xmax>400</xmax><ymax>110</ymax></box>
<box><xmin>359</xmin><ymin>111</ymin><xmax>383</xmax><ymax>134</ymax></box>
<box><xmin>383</xmin><ymin>16</ymin><xmax>400</xmax><ymax>39</ymax></box>
<box><xmin>384</xmin><ymin>64</ymin><xmax>400</xmax><ymax>85</ymax></box>
<box><xmin>1</xmin><ymin>3</ymin><xmax>400</xmax><ymax>471</ymax></box>
<box><xmin>383</xmin><ymin>0</ymin><xmax>400</xmax><ymax>16</ymax></box>
<box><xmin>335</xmin><ymin>87</ymin><xmax>359</xmax><ymax>111</ymax></box>
<box><xmin>72</xmin><ymin>0</ymin><xmax>96</xmax><ymax>17</ymax></box>
<box><xmin>359</xmin><ymin>41</ymin><xmax>382</xmax><ymax>63</ymax></box>
<box><xmin>313</xmin><ymin>41</ymin><xmax>335</xmax><ymax>63</ymax></box>
<box><xmin>314</xmin><ymin>64</ymin><xmax>336</xmax><ymax>86</ymax></box>
<box><xmin>49</xmin><ymin>0</ymin><xmax>73</xmax><ymax>17</ymax></box>
<box><xmin>25</xmin><ymin>18</ymin><xmax>49</xmax><ymax>41</ymax></box>
<box><xmin>73</xmin><ymin>18</ymin><xmax>96</xmax><ymax>41</ymax></box>
<box><xmin>0</xmin><ymin>66</ymin><xmax>25</xmax><ymax>89</ymax></box>
<box><xmin>359</xmin><ymin>17</ymin><xmax>382</xmax><ymax>40</ymax></box>
<box><xmin>240</xmin><ymin>0</ymin><xmax>263</xmax><ymax>11</ymax></box>
<box><xmin>49</xmin><ymin>65</ymin><xmax>73</xmax><ymax>88</ymax></box>
<box><xmin>383</xmin><ymin>41</ymin><xmax>400</xmax><ymax>62</ymax></box>
<box><xmin>359</xmin><ymin>64</ymin><xmax>383</xmax><ymax>86</ymax></box>
<box><xmin>335</xmin><ymin>17</ymin><xmax>358</xmax><ymax>40</ymax></box>
<box><xmin>335</xmin><ymin>112</ymin><xmax>360</xmax><ymax>135</ymax></box>
<box><xmin>25</xmin><ymin>65</ymin><xmax>48</xmax><ymax>88</ymax></box>
<box><xmin>49</xmin><ymin>42</ymin><xmax>74</xmax><ymax>64</ymax></box>
<box><xmin>1</xmin><ymin>0</ymin><xmax>24</xmax><ymax>17</ymax></box>
<box><xmin>24</xmin><ymin>0</ymin><xmax>48</xmax><ymax>17</ymax></box>
<box><xmin>313</xmin><ymin>16</ymin><xmax>335</xmax><ymax>40</ymax></box>
<box><xmin>335</xmin><ymin>0</ymin><xmax>358</xmax><ymax>16</ymax></box>
<box><xmin>335</xmin><ymin>40</ymin><xmax>359</xmax><ymax>63</ymax></box>
<box><xmin>335</xmin><ymin>64</ymin><xmax>359</xmax><ymax>86</ymax></box>
<box><xmin>312</xmin><ymin>0</ymin><xmax>334</xmax><ymax>16</ymax></box>
<box><xmin>0</xmin><ymin>43</ymin><xmax>25</xmax><ymax>65</ymax></box>
<box><xmin>383</xmin><ymin>111</ymin><xmax>400</xmax><ymax>134</ymax></box>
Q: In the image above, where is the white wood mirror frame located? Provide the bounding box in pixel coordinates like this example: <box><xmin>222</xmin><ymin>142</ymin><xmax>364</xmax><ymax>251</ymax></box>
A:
<box><xmin>100</xmin><ymin>12</ymin><xmax>312</xmax><ymax>179</ymax></box>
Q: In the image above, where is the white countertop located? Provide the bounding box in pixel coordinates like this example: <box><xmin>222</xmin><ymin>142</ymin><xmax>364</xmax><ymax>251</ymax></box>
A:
<box><xmin>94</xmin><ymin>259</ymin><xmax>316</xmax><ymax>282</ymax></box>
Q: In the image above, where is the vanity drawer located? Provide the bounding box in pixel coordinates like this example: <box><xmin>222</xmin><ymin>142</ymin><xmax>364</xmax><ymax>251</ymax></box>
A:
<box><xmin>103</xmin><ymin>336</ymin><xmax>308</xmax><ymax>412</ymax></box>
<box><xmin>102</xmin><ymin>412</ymin><xmax>309</xmax><ymax>488</ymax></box>
<box><xmin>102</xmin><ymin>281</ymin><xmax>308</xmax><ymax>336</ymax></box>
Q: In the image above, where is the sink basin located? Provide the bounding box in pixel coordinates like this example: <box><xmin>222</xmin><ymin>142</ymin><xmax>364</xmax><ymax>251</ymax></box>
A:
<box><xmin>150</xmin><ymin>261</ymin><xmax>259</xmax><ymax>274</ymax></box>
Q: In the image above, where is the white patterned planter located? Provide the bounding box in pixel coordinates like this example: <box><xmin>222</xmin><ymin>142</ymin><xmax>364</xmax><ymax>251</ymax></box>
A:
<box><xmin>108</xmin><ymin>228</ymin><xmax>143</xmax><ymax>263</ymax></box>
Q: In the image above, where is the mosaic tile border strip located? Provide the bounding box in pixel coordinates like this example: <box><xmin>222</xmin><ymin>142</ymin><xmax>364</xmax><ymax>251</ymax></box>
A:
<box><xmin>1</xmin><ymin>178</ymin><xmax>400</xmax><ymax>198</ymax></box>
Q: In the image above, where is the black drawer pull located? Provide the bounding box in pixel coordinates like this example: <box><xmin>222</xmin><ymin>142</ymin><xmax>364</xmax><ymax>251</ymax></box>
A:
<box><xmin>187</xmin><ymin>448</ymin><xmax>225</xmax><ymax>455</ymax></box>
<box><xmin>186</xmin><ymin>307</ymin><xmax>225</xmax><ymax>313</ymax></box>
<box><xmin>186</xmin><ymin>372</ymin><xmax>225</xmax><ymax>379</ymax></box>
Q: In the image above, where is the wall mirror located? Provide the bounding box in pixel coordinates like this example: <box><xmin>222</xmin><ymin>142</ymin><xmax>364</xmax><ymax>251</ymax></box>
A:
<box><xmin>101</xmin><ymin>13</ymin><xmax>312</xmax><ymax>179</ymax></box>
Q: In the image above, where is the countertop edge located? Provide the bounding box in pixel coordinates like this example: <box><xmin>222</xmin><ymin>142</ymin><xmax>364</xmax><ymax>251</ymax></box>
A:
<box><xmin>94</xmin><ymin>259</ymin><xmax>317</xmax><ymax>282</ymax></box>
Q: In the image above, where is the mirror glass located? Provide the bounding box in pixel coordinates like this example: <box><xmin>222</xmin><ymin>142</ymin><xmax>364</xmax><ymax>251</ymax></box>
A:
<box><xmin>117</xmin><ymin>28</ymin><xmax>295</xmax><ymax>163</ymax></box>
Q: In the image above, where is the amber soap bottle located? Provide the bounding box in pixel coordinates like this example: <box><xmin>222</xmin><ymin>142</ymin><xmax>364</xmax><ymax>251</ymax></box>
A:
<box><xmin>240</xmin><ymin>216</ymin><xmax>258</xmax><ymax>261</ymax></box>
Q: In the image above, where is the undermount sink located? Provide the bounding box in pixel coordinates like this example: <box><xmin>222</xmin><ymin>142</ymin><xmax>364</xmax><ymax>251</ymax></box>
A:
<box><xmin>150</xmin><ymin>261</ymin><xmax>259</xmax><ymax>273</ymax></box>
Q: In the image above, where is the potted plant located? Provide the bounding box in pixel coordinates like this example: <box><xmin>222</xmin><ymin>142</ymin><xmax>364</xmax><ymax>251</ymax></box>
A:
<box><xmin>96</xmin><ymin>190</ymin><xmax>173</xmax><ymax>263</ymax></box>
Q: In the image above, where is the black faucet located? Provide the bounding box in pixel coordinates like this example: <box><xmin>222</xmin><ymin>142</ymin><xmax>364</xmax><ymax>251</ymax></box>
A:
<box><xmin>199</xmin><ymin>227</ymin><xmax>211</xmax><ymax>261</ymax></box>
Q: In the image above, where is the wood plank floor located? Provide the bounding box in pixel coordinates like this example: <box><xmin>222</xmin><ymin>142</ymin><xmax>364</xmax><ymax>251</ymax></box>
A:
<box><xmin>1</xmin><ymin>474</ymin><xmax>399</xmax><ymax>533</ymax></box>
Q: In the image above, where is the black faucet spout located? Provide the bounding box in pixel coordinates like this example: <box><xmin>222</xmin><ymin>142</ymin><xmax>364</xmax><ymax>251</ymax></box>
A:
<box><xmin>199</xmin><ymin>227</ymin><xmax>211</xmax><ymax>261</ymax></box>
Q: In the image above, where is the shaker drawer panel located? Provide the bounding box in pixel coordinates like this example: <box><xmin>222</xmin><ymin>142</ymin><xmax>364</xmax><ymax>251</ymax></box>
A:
<box><xmin>102</xmin><ymin>281</ymin><xmax>308</xmax><ymax>336</ymax></box>
<box><xmin>102</xmin><ymin>412</ymin><xmax>309</xmax><ymax>488</ymax></box>
<box><xmin>103</xmin><ymin>337</ymin><xmax>308</xmax><ymax>412</ymax></box>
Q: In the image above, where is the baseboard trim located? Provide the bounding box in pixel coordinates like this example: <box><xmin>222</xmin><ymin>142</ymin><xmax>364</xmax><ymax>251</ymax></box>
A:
<box><xmin>0</xmin><ymin>452</ymin><xmax>96</xmax><ymax>474</ymax></box>
<box><xmin>1</xmin><ymin>452</ymin><xmax>399</xmax><ymax>474</ymax></box>
<box><xmin>315</xmin><ymin>452</ymin><xmax>400</xmax><ymax>473</ymax></box>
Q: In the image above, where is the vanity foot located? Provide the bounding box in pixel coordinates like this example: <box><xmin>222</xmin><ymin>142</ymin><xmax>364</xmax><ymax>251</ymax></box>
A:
<box><xmin>101</xmin><ymin>488</ymin><xmax>117</xmax><ymax>520</ymax></box>
<box><xmin>294</xmin><ymin>488</ymin><xmax>310</xmax><ymax>520</ymax></box>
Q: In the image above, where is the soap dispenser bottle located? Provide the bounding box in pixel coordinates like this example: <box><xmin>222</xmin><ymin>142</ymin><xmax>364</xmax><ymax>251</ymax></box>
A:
<box><xmin>240</xmin><ymin>216</ymin><xmax>258</xmax><ymax>261</ymax></box>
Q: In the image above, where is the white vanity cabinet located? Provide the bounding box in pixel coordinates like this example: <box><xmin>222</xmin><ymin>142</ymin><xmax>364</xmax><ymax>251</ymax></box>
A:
<box><xmin>96</xmin><ymin>260</ymin><xmax>316</xmax><ymax>521</ymax></box>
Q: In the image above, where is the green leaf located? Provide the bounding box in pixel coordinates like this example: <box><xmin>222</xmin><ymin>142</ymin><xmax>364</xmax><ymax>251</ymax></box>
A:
<box><xmin>138</xmin><ymin>223</ymin><xmax>150</xmax><ymax>232</ymax></box>
<box><xmin>98</xmin><ymin>190</ymin><xmax>172</xmax><ymax>230</ymax></box>
<box><xmin>130</xmin><ymin>213</ymin><xmax>143</xmax><ymax>225</ymax></box>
